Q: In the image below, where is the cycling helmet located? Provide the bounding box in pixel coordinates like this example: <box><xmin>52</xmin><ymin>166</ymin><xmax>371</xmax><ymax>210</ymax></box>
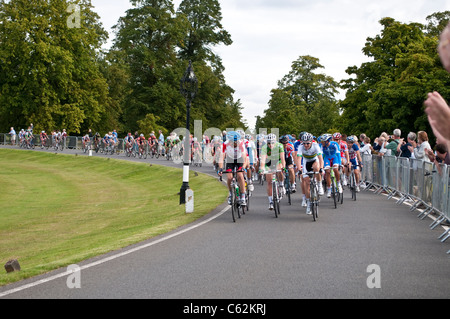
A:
<box><xmin>347</xmin><ymin>136</ymin><xmax>356</xmax><ymax>143</ymax></box>
<box><xmin>298</xmin><ymin>131</ymin><xmax>307</xmax><ymax>140</ymax></box>
<box><xmin>245</xmin><ymin>134</ymin><xmax>251</xmax><ymax>140</ymax></box>
<box><xmin>280</xmin><ymin>135</ymin><xmax>289</xmax><ymax>144</ymax></box>
<box><xmin>322</xmin><ymin>133</ymin><xmax>332</xmax><ymax>142</ymax></box>
<box><xmin>227</xmin><ymin>131</ymin><xmax>240</xmax><ymax>142</ymax></box>
<box><xmin>301</xmin><ymin>133</ymin><xmax>313</xmax><ymax>143</ymax></box>
<box><xmin>333</xmin><ymin>132</ymin><xmax>341</xmax><ymax>140</ymax></box>
<box><xmin>267</xmin><ymin>133</ymin><xmax>277</xmax><ymax>143</ymax></box>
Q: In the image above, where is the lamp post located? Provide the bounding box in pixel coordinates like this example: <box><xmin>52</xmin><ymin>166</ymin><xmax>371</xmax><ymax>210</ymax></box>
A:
<box><xmin>180</xmin><ymin>60</ymin><xmax>198</xmax><ymax>204</ymax></box>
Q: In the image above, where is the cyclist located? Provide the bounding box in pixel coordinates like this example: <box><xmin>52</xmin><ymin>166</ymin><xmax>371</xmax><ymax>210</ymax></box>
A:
<box><xmin>82</xmin><ymin>133</ymin><xmax>90</xmax><ymax>151</ymax></box>
<box><xmin>61</xmin><ymin>129</ymin><xmax>68</xmax><ymax>149</ymax></box>
<box><xmin>280</xmin><ymin>135</ymin><xmax>296</xmax><ymax>193</ymax></box>
<box><xmin>346</xmin><ymin>136</ymin><xmax>363</xmax><ymax>192</ymax></box>
<box><xmin>192</xmin><ymin>137</ymin><xmax>202</xmax><ymax>163</ymax></box>
<box><xmin>55</xmin><ymin>130</ymin><xmax>62</xmax><ymax>148</ymax></box>
<box><xmin>218</xmin><ymin>131</ymin><xmax>247</xmax><ymax>206</ymax></box>
<box><xmin>211</xmin><ymin>135</ymin><xmax>223</xmax><ymax>172</ymax></box>
<box><xmin>259</xmin><ymin>133</ymin><xmax>286</xmax><ymax>210</ymax></box>
<box><xmin>333</xmin><ymin>132</ymin><xmax>350</xmax><ymax>186</ymax></box>
<box><xmin>137</xmin><ymin>134</ymin><xmax>146</xmax><ymax>155</ymax></box>
<box><xmin>320</xmin><ymin>133</ymin><xmax>343</xmax><ymax>198</ymax></box>
<box><xmin>296</xmin><ymin>133</ymin><xmax>324</xmax><ymax>215</ymax></box>
<box><xmin>148</xmin><ymin>132</ymin><xmax>158</xmax><ymax>156</ymax></box>
<box><xmin>40</xmin><ymin>131</ymin><xmax>48</xmax><ymax>148</ymax></box>
<box><xmin>124</xmin><ymin>133</ymin><xmax>135</xmax><ymax>154</ymax></box>
<box><xmin>245</xmin><ymin>134</ymin><xmax>256</xmax><ymax>192</ymax></box>
<box><xmin>103</xmin><ymin>133</ymin><xmax>111</xmax><ymax>151</ymax></box>
<box><xmin>93</xmin><ymin>132</ymin><xmax>101</xmax><ymax>151</ymax></box>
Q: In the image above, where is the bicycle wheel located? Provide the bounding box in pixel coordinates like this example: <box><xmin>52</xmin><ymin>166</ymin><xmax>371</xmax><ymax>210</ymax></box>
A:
<box><xmin>351</xmin><ymin>173</ymin><xmax>357</xmax><ymax>201</ymax></box>
<box><xmin>285</xmin><ymin>175</ymin><xmax>291</xmax><ymax>206</ymax></box>
<box><xmin>331</xmin><ymin>177</ymin><xmax>337</xmax><ymax>209</ymax></box>
<box><xmin>246</xmin><ymin>188</ymin><xmax>250</xmax><ymax>212</ymax></box>
<box><xmin>311</xmin><ymin>181</ymin><xmax>318</xmax><ymax>221</ymax></box>
<box><xmin>273</xmin><ymin>182</ymin><xmax>279</xmax><ymax>218</ymax></box>
<box><xmin>231</xmin><ymin>196</ymin><xmax>236</xmax><ymax>223</ymax></box>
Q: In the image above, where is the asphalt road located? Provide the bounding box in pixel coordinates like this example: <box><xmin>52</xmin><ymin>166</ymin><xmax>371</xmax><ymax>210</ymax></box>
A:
<box><xmin>0</xmin><ymin>146</ymin><xmax>449</xmax><ymax>299</ymax></box>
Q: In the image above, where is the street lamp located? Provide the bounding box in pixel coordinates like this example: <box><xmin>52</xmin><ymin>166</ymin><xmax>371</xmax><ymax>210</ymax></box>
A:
<box><xmin>179</xmin><ymin>60</ymin><xmax>198</xmax><ymax>204</ymax></box>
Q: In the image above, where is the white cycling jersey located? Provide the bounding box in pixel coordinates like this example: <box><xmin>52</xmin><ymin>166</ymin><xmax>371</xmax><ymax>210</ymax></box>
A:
<box><xmin>297</xmin><ymin>142</ymin><xmax>322</xmax><ymax>162</ymax></box>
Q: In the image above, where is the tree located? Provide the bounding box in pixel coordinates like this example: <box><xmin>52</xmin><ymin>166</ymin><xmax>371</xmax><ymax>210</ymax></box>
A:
<box><xmin>112</xmin><ymin>0</ymin><xmax>189</xmax><ymax>132</ymax></box>
<box><xmin>258</xmin><ymin>55</ymin><xmax>339</xmax><ymax>136</ymax></box>
<box><xmin>177</xmin><ymin>0</ymin><xmax>232</xmax><ymax>74</ymax></box>
<box><xmin>113</xmin><ymin>0</ymin><xmax>245</xmax><ymax>133</ymax></box>
<box><xmin>339</xmin><ymin>15</ymin><xmax>450</xmax><ymax>141</ymax></box>
<box><xmin>0</xmin><ymin>0</ymin><xmax>109</xmax><ymax>134</ymax></box>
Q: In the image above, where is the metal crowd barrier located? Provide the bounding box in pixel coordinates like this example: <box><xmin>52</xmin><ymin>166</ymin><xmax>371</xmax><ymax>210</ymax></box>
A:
<box><xmin>362</xmin><ymin>154</ymin><xmax>450</xmax><ymax>251</ymax></box>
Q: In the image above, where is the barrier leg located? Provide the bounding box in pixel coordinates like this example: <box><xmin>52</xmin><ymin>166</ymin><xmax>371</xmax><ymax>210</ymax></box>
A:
<box><xmin>430</xmin><ymin>215</ymin><xmax>446</xmax><ymax>230</ymax></box>
<box><xmin>419</xmin><ymin>207</ymin><xmax>433</xmax><ymax>220</ymax></box>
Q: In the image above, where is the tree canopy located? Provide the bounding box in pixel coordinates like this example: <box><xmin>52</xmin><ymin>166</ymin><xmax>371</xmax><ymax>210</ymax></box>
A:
<box><xmin>0</xmin><ymin>0</ymin><xmax>245</xmax><ymax>135</ymax></box>
<box><xmin>338</xmin><ymin>12</ymin><xmax>450</xmax><ymax>141</ymax></box>
<box><xmin>257</xmin><ymin>55</ymin><xmax>340</xmax><ymax>137</ymax></box>
<box><xmin>0</xmin><ymin>0</ymin><xmax>109</xmax><ymax>134</ymax></box>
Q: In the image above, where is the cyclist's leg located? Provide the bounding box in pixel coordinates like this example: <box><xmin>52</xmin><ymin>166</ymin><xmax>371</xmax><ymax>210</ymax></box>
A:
<box><xmin>324</xmin><ymin>156</ymin><xmax>332</xmax><ymax>188</ymax></box>
<box><xmin>302</xmin><ymin>162</ymin><xmax>312</xmax><ymax>200</ymax></box>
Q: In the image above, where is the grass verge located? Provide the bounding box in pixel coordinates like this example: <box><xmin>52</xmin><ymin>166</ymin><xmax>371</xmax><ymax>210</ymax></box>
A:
<box><xmin>0</xmin><ymin>149</ymin><xmax>227</xmax><ymax>286</ymax></box>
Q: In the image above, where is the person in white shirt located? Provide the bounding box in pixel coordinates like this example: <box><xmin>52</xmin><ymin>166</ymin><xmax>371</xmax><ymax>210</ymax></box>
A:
<box><xmin>9</xmin><ymin>127</ymin><xmax>16</xmax><ymax>145</ymax></box>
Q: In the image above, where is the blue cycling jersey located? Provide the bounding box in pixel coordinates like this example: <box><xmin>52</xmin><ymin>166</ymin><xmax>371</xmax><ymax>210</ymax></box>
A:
<box><xmin>321</xmin><ymin>141</ymin><xmax>341</xmax><ymax>158</ymax></box>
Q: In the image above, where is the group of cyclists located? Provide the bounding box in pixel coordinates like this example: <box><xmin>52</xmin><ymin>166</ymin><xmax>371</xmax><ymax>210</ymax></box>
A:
<box><xmin>80</xmin><ymin>130</ymin><xmax>180</xmax><ymax>158</ymax></box>
<box><xmin>12</xmin><ymin>125</ymin><xmax>365</xmax><ymax>217</ymax></box>
<box><xmin>215</xmin><ymin>130</ymin><xmax>364</xmax><ymax>216</ymax></box>
<box><xmin>18</xmin><ymin>128</ymin><xmax>68</xmax><ymax>150</ymax></box>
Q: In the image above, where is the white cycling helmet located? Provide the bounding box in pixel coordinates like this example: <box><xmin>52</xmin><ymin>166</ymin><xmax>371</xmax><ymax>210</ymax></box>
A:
<box><xmin>267</xmin><ymin>133</ymin><xmax>277</xmax><ymax>142</ymax></box>
<box><xmin>301</xmin><ymin>133</ymin><xmax>313</xmax><ymax>143</ymax></box>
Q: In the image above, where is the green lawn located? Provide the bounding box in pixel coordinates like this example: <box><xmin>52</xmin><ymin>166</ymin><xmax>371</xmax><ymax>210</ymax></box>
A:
<box><xmin>0</xmin><ymin>149</ymin><xmax>227</xmax><ymax>286</ymax></box>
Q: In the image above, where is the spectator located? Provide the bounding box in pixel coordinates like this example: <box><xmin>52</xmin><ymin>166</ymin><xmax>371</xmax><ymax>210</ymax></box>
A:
<box><xmin>427</xmin><ymin>143</ymin><xmax>450</xmax><ymax>165</ymax></box>
<box><xmin>9</xmin><ymin>127</ymin><xmax>16</xmax><ymax>145</ymax></box>
<box><xmin>377</xmin><ymin>136</ymin><xmax>388</xmax><ymax>157</ymax></box>
<box><xmin>359</xmin><ymin>133</ymin><xmax>367</xmax><ymax>147</ymax></box>
<box><xmin>427</xmin><ymin>143</ymin><xmax>450</xmax><ymax>175</ymax></box>
<box><xmin>399</xmin><ymin>132</ymin><xmax>416</xmax><ymax>158</ymax></box>
<box><xmin>372</xmin><ymin>137</ymin><xmax>380</xmax><ymax>155</ymax></box>
<box><xmin>414</xmin><ymin>131</ymin><xmax>432</xmax><ymax>162</ymax></box>
<box><xmin>360</xmin><ymin>136</ymin><xmax>372</xmax><ymax>156</ymax></box>
<box><xmin>386</xmin><ymin>129</ymin><xmax>401</xmax><ymax>157</ymax></box>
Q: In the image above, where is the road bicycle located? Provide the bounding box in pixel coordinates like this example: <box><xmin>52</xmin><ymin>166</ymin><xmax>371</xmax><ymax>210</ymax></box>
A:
<box><xmin>228</xmin><ymin>167</ymin><xmax>245</xmax><ymax>223</ymax></box>
<box><xmin>263</xmin><ymin>168</ymin><xmax>282</xmax><ymax>218</ymax></box>
<box><xmin>329</xmin><ymin>168</ymin><xmax>342</xmax><ymax>208</ymax></box>
<box><xmin>82</xmin><ymin>140</ymin><xmax>90</xmax><ymax>154</ymax></box>
<box><xmin>283</xmin><ymin>168</ymin><xmax>292</xmax><ymax>206</ymax></box>
<box><xmin>307</xmin><ymin>172</ymin><xmax>320</xmax><ymax>221</ymax></box>
<box><xmin>244</xmin><ymin>175</ymin><xmax>251</xmax><ymax>212</ymax></box>
<box><xmin>138</xmin><ymin>143</ymin><xmax>147</xmax><ymax>159</ymax></box>
<box><xmin>347</xmin><ymin>164</ymin><xmax>361</xmax><ymax>201</ymax></box>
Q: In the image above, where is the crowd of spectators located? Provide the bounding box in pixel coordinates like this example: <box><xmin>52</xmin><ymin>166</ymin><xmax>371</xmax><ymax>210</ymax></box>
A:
<box><xmin>355</xmin><ymin>128</ymin><xmax>450</xmax><ymax>168</ymax></box>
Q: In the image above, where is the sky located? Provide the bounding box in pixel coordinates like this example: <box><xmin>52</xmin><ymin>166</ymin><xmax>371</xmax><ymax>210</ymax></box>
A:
<box><xmin>91</xmin><ymin>0</ymin><xmax>450</xmax><ymax>129</ymax></box>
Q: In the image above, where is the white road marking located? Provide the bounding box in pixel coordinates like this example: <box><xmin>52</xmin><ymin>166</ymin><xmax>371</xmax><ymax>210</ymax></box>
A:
<box><xmin>0</xmin><ymin>205</ymin><xmax>230</xmax><ymax>298</ymax></box>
